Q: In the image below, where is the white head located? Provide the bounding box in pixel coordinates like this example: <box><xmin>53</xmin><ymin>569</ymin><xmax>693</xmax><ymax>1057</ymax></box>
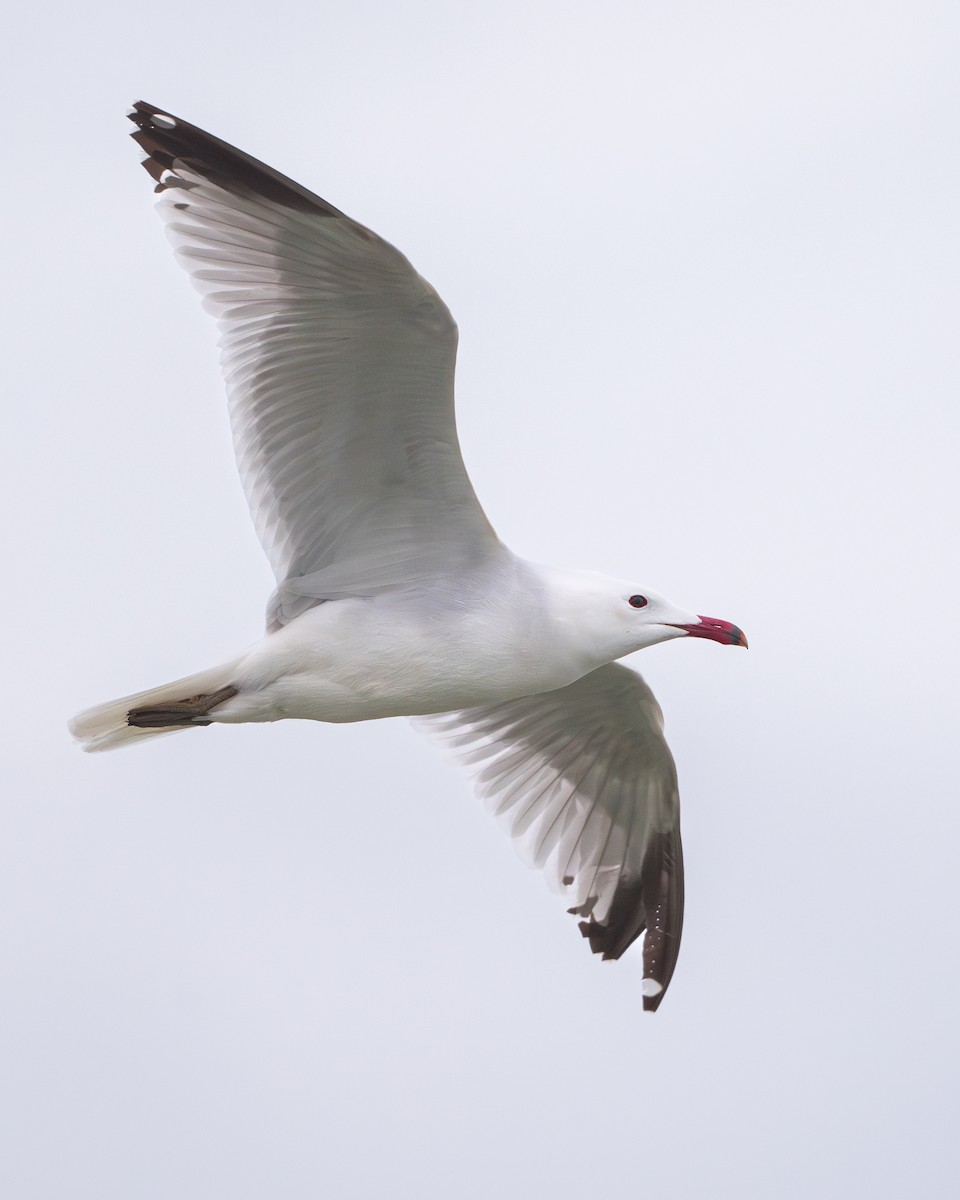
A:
<box><xmin>538</xmin><ymin>567</ymin><xmax>748</xmax><ymax>669</ymax></box>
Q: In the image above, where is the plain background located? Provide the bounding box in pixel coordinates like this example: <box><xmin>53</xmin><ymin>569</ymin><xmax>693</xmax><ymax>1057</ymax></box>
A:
<box><xmin>3</xmin><ymin>2</ymin><xmax>958</xmax><ymax>1196</ymax></box>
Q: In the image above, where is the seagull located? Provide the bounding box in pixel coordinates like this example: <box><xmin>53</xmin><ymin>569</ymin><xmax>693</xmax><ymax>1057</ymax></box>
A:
<box><xmin>71</xmin><ymin>101</ymin><xmax>747</xmax><ymax>1011</ymax></box>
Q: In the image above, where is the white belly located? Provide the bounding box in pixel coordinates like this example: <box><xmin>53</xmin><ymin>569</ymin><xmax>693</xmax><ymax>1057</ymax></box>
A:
<box><xmin>210</xmin><ymin>594</ymin><xmax>588</xmax><ymax>726</ymax></box>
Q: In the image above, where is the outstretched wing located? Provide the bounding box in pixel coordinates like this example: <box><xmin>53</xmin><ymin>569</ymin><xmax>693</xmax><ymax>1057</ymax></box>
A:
<box><xmin>418</xmin><ymin>662</ymin><xmax>684</xmax><ymax>1011</ymax></box>
<box><xmin>128</xmin><ymin>102</ymin><xmax>504</xmax><ymax>629</ymax></box>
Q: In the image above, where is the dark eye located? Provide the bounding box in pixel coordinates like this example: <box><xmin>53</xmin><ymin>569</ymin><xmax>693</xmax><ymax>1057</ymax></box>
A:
<box><xmin>628</xmin><ymin>594</ymin><xmax>648</xmax><ymax>609</ymax></box>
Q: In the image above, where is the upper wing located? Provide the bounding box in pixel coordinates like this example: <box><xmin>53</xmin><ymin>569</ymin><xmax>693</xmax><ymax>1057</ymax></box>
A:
<box><xmin>128</xmin><ymin>102</ymin><xmax>504</xmax><ymax>629</ymax></box>
<box><xmin>418</xmin><ymin>662</ymin><xmax>684</xmax><ymax>1011</ymax></box>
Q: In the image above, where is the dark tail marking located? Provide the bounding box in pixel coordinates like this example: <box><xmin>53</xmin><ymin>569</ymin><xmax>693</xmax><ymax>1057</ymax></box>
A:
<box><xmin>127</xmin><ymin>685</ymin><xmax>239</xmax><ymax>729</ymax></box>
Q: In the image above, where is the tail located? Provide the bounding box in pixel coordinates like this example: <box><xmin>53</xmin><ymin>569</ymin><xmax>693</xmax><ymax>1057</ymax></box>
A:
<box><xmin>69</xmin><ymin>660</ymin><xmax>240</xmax><ymax>753</ymax></box>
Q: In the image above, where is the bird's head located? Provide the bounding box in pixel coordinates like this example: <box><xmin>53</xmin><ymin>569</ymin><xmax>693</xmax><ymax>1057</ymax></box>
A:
<box><xmin>542</xmin><ymin>568</ymin><xmax>748</xmax><ymax>666</ymax></box>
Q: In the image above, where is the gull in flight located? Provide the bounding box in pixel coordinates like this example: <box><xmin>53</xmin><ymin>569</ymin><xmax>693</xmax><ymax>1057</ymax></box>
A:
<box><xmin>71</xmin><ymin>102</ymin><xmax>747</xmax><ymax>1011</ymax></box>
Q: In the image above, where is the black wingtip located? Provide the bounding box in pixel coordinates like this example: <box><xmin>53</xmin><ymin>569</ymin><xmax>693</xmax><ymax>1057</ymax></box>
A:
<box><xmin>569</xmin><ymin>828</ymin><xmax>684</xmax><ymax>1012</ymax></box>
<box><xmin>128</xmin><ymin>99</ymin><xmax>165</xmax><ymax>125</ymax></box>
<box><xmin>126</xmin><ymin>100</ymin><xmax>347</xmax><ymax>218</ymax></box>
<box><xmin>575</xmin><ymin>901</ymin><xmax>645</xmax><ymax>961</ymax></box>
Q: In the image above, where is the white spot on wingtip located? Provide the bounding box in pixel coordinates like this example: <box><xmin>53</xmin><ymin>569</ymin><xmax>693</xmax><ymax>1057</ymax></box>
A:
<box><xmin>641</xmin><ymin>978</ymin><xmax>663</xmax><ymax>998</ymax></box>
<box><xmin>152</xmin><ymin>112</ymin><xmax>176</xmax><ymax>129</ymax></box>
<box><xmin>159</xmin><ymin>169</ymin><xmax>179</xmax><ymax>185</ymax></box>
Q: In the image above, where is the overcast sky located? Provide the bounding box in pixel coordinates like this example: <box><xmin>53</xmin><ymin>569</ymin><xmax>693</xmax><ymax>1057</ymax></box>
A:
<box><xmin>3</xmin><ymin>2</ymin><xmax>958</xmax><ymax>1197</ymax></box>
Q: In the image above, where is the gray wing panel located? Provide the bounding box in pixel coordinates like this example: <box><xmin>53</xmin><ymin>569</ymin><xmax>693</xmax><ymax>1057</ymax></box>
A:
<box><xmin>418</xmin><ymin>662</ymin><xmax>684</xmax><ymax>1010</ymax></box>
<box><xmin>129</xmin><ymin>102</ymin><xmax>503</xmax><ymax>628</ymax></box>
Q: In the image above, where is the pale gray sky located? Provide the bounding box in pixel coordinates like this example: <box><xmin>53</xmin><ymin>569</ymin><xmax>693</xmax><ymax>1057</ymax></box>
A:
<box><xmin>3</xmin><ymin>2</ymin><xmax>958</xmax><ymax>1197</ymax></box>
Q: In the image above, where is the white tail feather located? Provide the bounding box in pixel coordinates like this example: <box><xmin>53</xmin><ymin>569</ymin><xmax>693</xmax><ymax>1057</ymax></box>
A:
<box><xmin>69</xmin><ymin>660</ymin><xmax>239</xmax><ymax>752</ymax></box>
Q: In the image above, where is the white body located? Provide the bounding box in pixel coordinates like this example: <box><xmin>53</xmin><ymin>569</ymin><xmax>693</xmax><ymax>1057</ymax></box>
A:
<box><xmin>214</xmin><ymin>562</ymin><xmax>692</xmax><ymax>725</ymax></box>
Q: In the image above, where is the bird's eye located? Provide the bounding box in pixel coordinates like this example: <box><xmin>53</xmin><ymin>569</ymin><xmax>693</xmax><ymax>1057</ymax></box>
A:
<box><xmin>629</xmin><ymin>595</ymin><xmax>648</xmax><ymax>609</ymax></box>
